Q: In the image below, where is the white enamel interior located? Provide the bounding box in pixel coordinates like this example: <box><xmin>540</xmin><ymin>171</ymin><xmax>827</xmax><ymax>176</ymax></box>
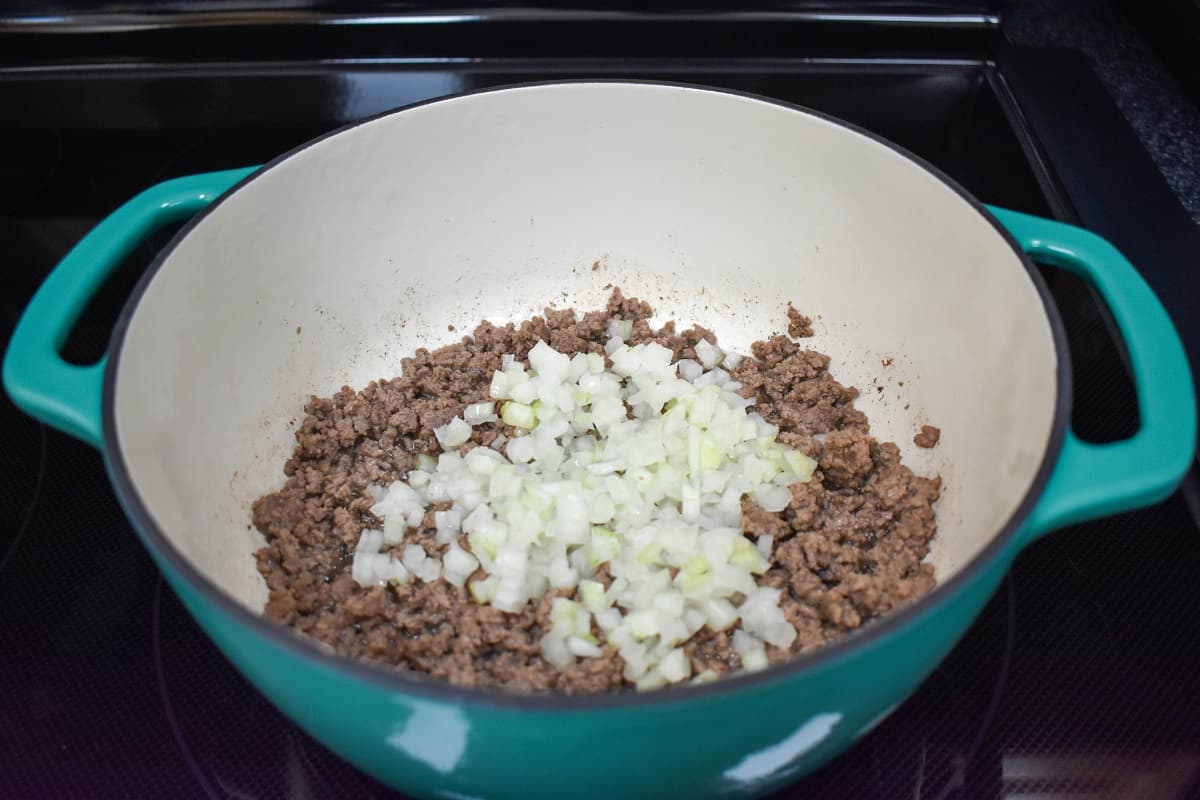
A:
<box><xmin>112</xmin><ymin>83</ymin><xmax>1059</xmax><ymax>613</ymax></box>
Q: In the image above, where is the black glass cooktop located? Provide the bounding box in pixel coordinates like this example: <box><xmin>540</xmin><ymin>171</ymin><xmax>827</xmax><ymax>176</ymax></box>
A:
<box><xmin>2</xmin><ymin>22</ymin><xmax>1199</xmax><ymax>800</ymax></box>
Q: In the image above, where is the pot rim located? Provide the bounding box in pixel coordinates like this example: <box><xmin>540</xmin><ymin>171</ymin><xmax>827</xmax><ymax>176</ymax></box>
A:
<box><xmin>101</xmin><ymin>79</ymin><xmax>1072</xmax><ymax>711</ymax></box>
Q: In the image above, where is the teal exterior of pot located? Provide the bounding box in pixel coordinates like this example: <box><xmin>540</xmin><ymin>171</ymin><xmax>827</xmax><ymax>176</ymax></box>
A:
<box><xmin>4</xmin><ymin>157</ymin><xmax>1195</xmax><ymax>797</ymax></box>
<box><xmin>149</xmin><ymin>537</ymin><xmax>1015</xmax><ymax>800</ymax></box>
<box><xmin>145</xmin><ymin>542</ymin><xmax>1013</xmax><ymax>800</ymax></box>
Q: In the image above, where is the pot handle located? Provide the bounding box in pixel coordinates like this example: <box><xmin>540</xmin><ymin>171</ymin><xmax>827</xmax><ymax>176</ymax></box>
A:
<box><xmin>2</xmin><ymin>167</ymin><xmax>257</xmax><ymax>448</ymax></box>
<box><xmin>987</xmin><ymin>207</ymin><xmax>1197</xmax><ymax>542</ymax></box>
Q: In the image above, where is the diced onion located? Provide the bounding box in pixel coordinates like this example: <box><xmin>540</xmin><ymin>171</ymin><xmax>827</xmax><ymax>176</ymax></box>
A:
<box><xmin>357</xmin><ymin>338</ymin><xmax>820</xmax><ymax>687</ymax></box>
<box><xmin>695</xmin><ymin>339</ymin><xmax>724</xmax><ymax>369</ymax></box>
<box><xmin>741</xmin><ymin>648</ymin><xmax>769</xmax><ymax>672</ymax></box>
<box><xmin>658</xmin><ymin>648</ymin><xmax>691</xmax><ymax>683</ymax></box>
<box><xmin>464</xmin><ymin>402</ymin><xmax>497</xmax><ymax>425</ymax></box>
<box><xmin>567</xmin><ymin>636</ymin><xmax>604</xmax><ymax>658</ymax></box>
<box><xmin>606</xmin><ymin>319</ymin><xmax>634</xmax><ymax>341</ymax></box>
<box><xmin>434</xmin><ymin>417</ymin><xmax>471</xmax><ymax>448</ymax></box>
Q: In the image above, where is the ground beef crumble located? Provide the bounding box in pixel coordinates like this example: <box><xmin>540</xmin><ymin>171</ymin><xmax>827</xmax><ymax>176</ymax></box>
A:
<box><xmin>914</xmin><ymin>424</ymin><xmax>941</xmax><ymax>449</ymax></box>
<box><xmin>253</xmin><ymin>289</ymin><xmax>940</xmax><ymax>693</ymax></box>
<box><xmin>786</xmin><ymin>304</ymin><xmax>814</xmax><ymax>338</ymax></box>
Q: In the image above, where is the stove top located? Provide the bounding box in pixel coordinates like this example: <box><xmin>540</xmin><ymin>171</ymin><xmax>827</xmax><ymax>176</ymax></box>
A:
<box><xmin>2</xmin><ymin>17</ymin><xmax>1199</xmax><ymax>799</ymax></box>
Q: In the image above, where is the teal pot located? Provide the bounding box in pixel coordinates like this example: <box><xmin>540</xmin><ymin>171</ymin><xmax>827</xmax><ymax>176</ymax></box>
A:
<box><xmin>4</xmin><ymin>83</ymin><xmax>1195</xmax><ymax>799</ymax></box>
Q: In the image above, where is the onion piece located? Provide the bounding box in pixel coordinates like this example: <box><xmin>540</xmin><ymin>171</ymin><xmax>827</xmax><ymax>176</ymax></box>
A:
<box><xmin>434</xmin><ymin>417</ymin><xmax>471</xmax><ymax>449</ymax></box>
<box><xmin>464</xmin><ymin>402</ymin><xmax>497</xmax><ymax>425</ymax></box>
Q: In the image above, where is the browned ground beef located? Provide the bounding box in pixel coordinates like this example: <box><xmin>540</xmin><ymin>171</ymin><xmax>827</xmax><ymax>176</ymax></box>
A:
<box><xmin>914</xmin><ymin>424</ymin><xmax>942</xmax><ymax>448</ymax></box>
<box><xmin>786</xmin><ymin>304</ymin><xmax>814</xmax><ymax>338</ymax></box>
<box><xmin>253</xmin><ymin>289</ymin><xmax>940</xmax><ymax>692</ymax></box>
